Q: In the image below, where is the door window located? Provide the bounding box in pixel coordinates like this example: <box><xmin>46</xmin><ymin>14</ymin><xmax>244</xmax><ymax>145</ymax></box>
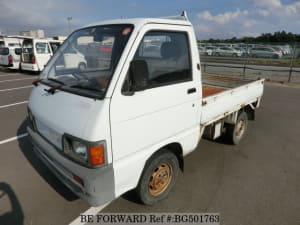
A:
<box><xmin>132</xmin><ymin>31</ymin><xmax>192</xmax><ymax>88</ymax></box>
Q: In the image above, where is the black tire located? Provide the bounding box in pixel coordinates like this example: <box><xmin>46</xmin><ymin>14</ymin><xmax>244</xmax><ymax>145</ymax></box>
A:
<box><xmin>135</xmin><ymin>150</ymin><xmax>179</xmax><ymax>205</ymax></box>
<box><xmin>226</xmin><ymin>111</ymin><xmax>248</xmax><ymax>145</ymax></box>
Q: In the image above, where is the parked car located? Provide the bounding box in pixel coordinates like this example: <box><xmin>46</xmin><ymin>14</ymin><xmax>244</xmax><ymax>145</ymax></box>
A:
<box><xmin>250</xmin><ymin>47</ymin><xmax>283</xmax><ymax>59</ymax></box>
<box><xmin>214</xmin><ymin>47</ymin><xmax>242</xmax><ymax>57</ymax></box>
<box><xmin>271</xmin><ymin>46</ymin><xmax>285</xmax><ymax>55</ymax></box>
<box><xmin>0</xmin><ymin>36</ymin><xmax>24</xmax><ymax>70</ymax></box>
<box><xmin>27</xmin><ymin>13</ymin><xmax>264</xmax><ymax>207</ymax></box>
<box><xmin>234</xmin><ymin>47</ymin><xmax>248</xmax><ymax>57</ymax></box>
<box><xmin>199</xmin><ymin>47</ymin><xmax>213</xmax><ymax>56</ymax></box>
<box><xmin>205</xmin><ymin>47</ymin><xmax>216</xmax><ymax>56</ymax></box>
<box><xmin>277</xmin><ymin>45</ymin><xmax>291</xmax><ymax>55</ymax></box>
<box><xmin>20</xmin><ymin>38</ymin><xmax>62</xmax><ymax>72</ymax></box>
<box><xmin>199</xmin><ymin>47</ymin><xmax>206</xmax><ymax>56</ymax></box>
<box><xmin>0</xmin><ymin>47</ymin><xmax>22</xmax><ymax>70</ymax></box>
<box><xmin>63</xmin><ymin>47</ymin><xmax>87</xmax><ymax>70</ymax></box>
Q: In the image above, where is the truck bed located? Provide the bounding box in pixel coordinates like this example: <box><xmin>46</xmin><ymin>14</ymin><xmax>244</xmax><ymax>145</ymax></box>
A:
<box><xmin>201</xmin><ymin>74</ymin><xmax>264</xmax><ymax>126</ymax></box>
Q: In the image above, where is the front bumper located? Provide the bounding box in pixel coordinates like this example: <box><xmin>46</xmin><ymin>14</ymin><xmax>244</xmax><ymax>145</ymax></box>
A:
<box><xmin>27</xmin><ymin>126</ymin><xmax>115</xmax><ymax>206</ymax></box>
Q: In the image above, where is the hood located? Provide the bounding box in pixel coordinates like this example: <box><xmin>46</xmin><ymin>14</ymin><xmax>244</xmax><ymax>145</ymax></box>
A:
<box><xmin>28</xmin><ymin>83</ymin><xmax>108</xmax><ymax>149</ymax></box>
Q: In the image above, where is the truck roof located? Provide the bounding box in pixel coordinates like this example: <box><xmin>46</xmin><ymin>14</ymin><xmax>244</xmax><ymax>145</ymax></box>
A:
<box><xmin>84</xmin><ymin>15</ymin><xmax>192</xmax><ymax>30</ymax></box>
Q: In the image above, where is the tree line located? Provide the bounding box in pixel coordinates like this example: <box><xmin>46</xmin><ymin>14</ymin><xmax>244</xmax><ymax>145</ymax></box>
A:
<box><xmin>200</xmin><ymin>31</ymin><xmax>300</xmax><ymax>43</ymax></box>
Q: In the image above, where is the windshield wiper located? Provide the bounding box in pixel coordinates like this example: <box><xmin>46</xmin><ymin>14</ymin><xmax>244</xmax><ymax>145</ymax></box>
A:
<box><xmin>32</xmin><ymin>79</ymin><xmax>43</xmax><ymax>86</ymax></box>
<box><xmin>44</xmin><ymin>78</ymin><xmax>66</xmax><ymax>95</ymax></box>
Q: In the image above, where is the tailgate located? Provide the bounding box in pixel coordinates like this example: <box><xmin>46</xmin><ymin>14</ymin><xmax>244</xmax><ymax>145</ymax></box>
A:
<box><xmin>201</xmin><ymin>76</ymin><xmax>264</xmax><ymax>126</ymax></box>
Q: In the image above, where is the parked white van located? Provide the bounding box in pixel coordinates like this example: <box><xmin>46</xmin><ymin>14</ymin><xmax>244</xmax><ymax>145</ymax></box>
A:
<box><xmin>0</xmin><ymin>47</ymin><xmax>22</xmax><ymax>70</ymax></box>
<box><xmin>27</xmin><ymin>13</ymin><xmax>264</xmax><ymax>206</ymax></box>
<box><xmin>0</xmin><ymin>36</ymin><xmax>23</xmax><ymax>70</ymax></box>
<box><xmin>21</xmin><ymin>38</ymin><xmax>62</xmax><ymax>72</ymax></box>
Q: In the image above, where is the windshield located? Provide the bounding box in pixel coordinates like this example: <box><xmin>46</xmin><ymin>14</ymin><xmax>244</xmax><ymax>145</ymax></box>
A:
<box><xmin>41</xmin><ymin>24</ymin><xmax>133</xmax><ymax>99</ymax></box>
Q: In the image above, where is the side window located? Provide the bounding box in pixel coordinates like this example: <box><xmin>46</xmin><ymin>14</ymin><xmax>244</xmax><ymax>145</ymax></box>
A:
<box><xmin>132</xmin><ymin>31</ymin><xmax>192</xmax><ymax>88</ymax></box>
<box><xmin>36</xmin><ymin>43</ymin><xmax>50</xmax><ymax>54</ymax></box>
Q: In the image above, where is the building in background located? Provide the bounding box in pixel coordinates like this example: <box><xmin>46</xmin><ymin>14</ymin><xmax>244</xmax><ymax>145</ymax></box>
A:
<box><xmin>52</xmin><ymin>36</ymin><xmax>67</xmax><ymax>41</ymax></box>
<box><xmin>19</xmin><ymin>29</ymin><xmax>45</xmax><ymax>38</ymax></box>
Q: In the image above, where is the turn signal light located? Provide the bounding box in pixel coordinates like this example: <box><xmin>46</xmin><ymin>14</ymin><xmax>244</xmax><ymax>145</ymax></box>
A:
<box><xmin>89</xmin><ymin>145</ymin><xmax>105</xmax><ymax>166</ymax></box>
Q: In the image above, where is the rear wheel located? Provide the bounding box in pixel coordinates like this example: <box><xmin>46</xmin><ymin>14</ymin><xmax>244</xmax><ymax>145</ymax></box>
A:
<box><xmin>135</xmin><ymin>150</ymin><xmax>179</xmax><ymax>205</ymax></box>
<box><xmin>226</xmin><ymin>111</ymin><xmax>248</xmax><ymax>145</ymax></box>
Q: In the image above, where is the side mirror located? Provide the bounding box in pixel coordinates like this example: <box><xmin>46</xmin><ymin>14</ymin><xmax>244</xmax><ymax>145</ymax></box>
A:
<box><xmin>130</xmin><ymin>60</ymin><xmax>149</xmax><ymax>91</ymax></box>
<box><xmin>15</xmin><ymin>48</ymin><xmax>22</xmax><ymax>55</ymax></box>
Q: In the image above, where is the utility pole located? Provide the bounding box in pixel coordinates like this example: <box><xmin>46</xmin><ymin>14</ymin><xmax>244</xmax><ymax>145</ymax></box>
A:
<box><xmin>67</xmin><ymin>17</ymin><xmax>72</xmax><ymax>35</ymax></box>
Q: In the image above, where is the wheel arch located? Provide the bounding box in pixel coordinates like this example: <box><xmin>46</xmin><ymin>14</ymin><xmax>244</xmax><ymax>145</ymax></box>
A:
<box><xmin>162</xmin><ymin>143</ymin><xmax>184</xmax><ymax>172</ymax></box>
<box><xmin>142</xmin><ymin>142</ymin><xmax>184</xmax><ymax>179</ymax></box>
<box><xmin>244</xmin><ymin>105</ymin><xmax>255</xmax><ymax>121</ymax></box>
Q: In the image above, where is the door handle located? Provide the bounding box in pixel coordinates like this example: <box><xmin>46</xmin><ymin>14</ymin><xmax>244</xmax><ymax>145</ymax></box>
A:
<box><xmin>187</xmin><ymin>88</ymin><xmax>196</xmax><ymax>94</ymax></box>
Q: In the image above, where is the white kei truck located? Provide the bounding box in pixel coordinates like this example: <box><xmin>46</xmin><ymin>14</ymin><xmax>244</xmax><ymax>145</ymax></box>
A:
<box><xmin>27</xmin><ymin>12</ymin><xmax>264</xmax><ymax>206</ymax></box>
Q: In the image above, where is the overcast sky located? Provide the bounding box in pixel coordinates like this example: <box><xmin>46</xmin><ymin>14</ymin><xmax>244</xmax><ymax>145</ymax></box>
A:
<box><xmin>0</xmin><ymin>0</ymin><xmax>299</xmax><ymax>39</ymax></box>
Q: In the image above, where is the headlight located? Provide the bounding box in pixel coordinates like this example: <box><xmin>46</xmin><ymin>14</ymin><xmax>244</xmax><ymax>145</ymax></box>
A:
<box><xmin>72</xmin><ymin>141</ymin><xmax>88</xmax><ymax>160</ymax></box>
<box><xmin>63</xmin><ymin>134</ymin><xmax>106</xmax><ymax>167</ymax></box>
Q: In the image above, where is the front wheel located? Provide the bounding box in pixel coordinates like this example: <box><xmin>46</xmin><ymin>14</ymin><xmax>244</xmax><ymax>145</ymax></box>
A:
<box><xmin>135</xmin><ymin>150</ymin><xmax>179</xmax><ymax>205</ymax></box>
<box><xmin>226</xmin><ymin>111</ymin><xmax>248</xmax><ymax>145</ymax></box>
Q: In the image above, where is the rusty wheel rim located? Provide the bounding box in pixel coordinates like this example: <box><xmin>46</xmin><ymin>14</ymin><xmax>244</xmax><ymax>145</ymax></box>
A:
<box><xmin>148</xmin><ymin>163</ymin><xmax>172</xmax><ymax>196</ymax></box>
<box><xmin>235</xmin><ymin>119</ymin><xmax>245</xmax><ymax>139</ymax></box>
